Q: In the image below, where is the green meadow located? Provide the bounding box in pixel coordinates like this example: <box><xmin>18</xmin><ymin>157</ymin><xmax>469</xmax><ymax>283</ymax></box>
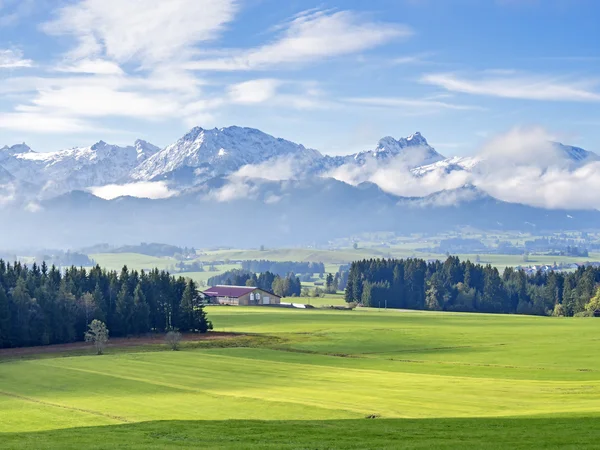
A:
<box><xmin>2</xmin><ymin>308</ymin><xmax>600</xmax><ymax>448</ymax></box>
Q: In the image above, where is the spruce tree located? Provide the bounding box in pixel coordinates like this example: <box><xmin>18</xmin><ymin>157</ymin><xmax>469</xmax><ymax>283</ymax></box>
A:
<box><xmin>116</xmin><ymin>283</ymin><xmax>134</xmax><ymax>335</ymax></box>
<box><xmin>93</xmin><ymin>282</ymin><xmax>107</xmax><ymax>322</ymax></box>
<box><xmin>0</xmin><ymin>285</ymin><xmax>11</xmax><ymax>347</ymax></box>
<box><xmin>132</xmin><ymin>283</ymin><xmax>150</xmax><ymax>335</ymax></box>
<box><xmin>179</xmin><ymin>280</ymin><xmax>196</xmax><ymax>331</ymax></box>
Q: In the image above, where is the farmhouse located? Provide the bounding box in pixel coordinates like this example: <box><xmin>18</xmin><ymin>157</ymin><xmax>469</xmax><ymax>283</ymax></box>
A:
<box><xmin>203</xmin><ymin>285</ymin><xmax>281</xmax><ymax>306</ymax></box>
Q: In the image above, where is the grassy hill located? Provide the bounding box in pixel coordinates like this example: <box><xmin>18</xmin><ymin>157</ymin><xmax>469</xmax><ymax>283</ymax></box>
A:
<box><xmin>1</xmin><ymin>308</ymin><xmax>600</xmax><ymax>448</ymax></box>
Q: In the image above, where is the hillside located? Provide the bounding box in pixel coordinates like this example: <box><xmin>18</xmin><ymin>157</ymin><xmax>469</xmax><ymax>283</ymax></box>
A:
<box><xmin>2</xmin><ymin>308</ymin><xmax>600</xmax><ymax>448</ymax></box>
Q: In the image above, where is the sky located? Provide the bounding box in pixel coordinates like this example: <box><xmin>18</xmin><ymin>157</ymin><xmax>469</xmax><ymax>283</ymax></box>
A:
<box><xmin>0</xmin><ymin>0</ymin><xmax>599</xmax><ymax>156</ymax></box>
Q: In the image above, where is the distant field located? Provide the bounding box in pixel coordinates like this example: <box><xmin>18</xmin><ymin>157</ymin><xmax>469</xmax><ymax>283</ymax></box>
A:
<box><xmin>91</xmin><ymin>247</ymin><xmax>600</xmax><ymax>275</ymax></box>
<box><xmin>194</xmin><ymin>247</ymin><xmax>399</xmax><ymax>264</ymax></box>
<box><xmin>90</xmin><ymin>253</ymin><xmax>176</xmax><ymax>271</ymax></box>
<box><xmin>2</xmin><ymin>308</ymin><xmax>600</xmax><ymax>448</ymax></box>
<box><xmin>178</xmin><ymin>264</ymin><xmax>242</xmax><ymax>286</ymax></box>
<box><xmin>282</xmin><ymin>292</ymin><xmax>347</xmax><ymax>307</ymax></box>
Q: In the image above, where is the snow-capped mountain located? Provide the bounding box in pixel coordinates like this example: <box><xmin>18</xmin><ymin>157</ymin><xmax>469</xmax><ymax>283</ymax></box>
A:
<box><xmin>131</xmin><ymin>126</ymin><xmax>323</xmax><ymax>182</ymax></box>
<box><xmin>0</xmin><ymin>140</ymin><xmax>160</xmax><ymax>197</ymax></box>
<box><xmin>350</xmin><ymin>132</ymin><xmax>444</xmax><ymax>166</ymax></box>
<box><xmin>321</xmin><ymin>131</ymin><xmax>444</xmax><ymax>174</ymax></box>
<box><xmin>1</xmin><ymin>125</ymin><xmax>598</xmax><ymax>205</ymax></box>
<box><xmin>411</xmin><ymin>141</ymin><xmax>598</xmax><ymax>178</ymax></box>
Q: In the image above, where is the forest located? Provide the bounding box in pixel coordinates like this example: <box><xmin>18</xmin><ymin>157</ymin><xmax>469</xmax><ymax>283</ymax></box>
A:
<box><xmin>345</xmin><ymin>256</ymin><xmax>600</xmax><ymax>316</ymax></box>
<box><xmin>240</xmin><ymin>260</ymin><xmax>325</xmax><ymax>276</ymax></box>
<box><xmin>0</xmin><ymin>261</ymin><xmax>210</xmax><ymax>349</ymax></box>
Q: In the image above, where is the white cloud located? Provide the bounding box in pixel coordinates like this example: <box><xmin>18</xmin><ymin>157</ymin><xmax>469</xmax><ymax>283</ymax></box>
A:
<box><xmin>327</xmin><ymin>153</ymin><xmax>470</xmax><ymax>198</ymax></box>
<box><xmin>206</xmin><ymin>179</ymin><xmax>259</xmax><ymax>202</ymax></box>
<box><xmin>345</xmin><ymin>96</ymin><xmax>482</xmax><ymax>113</ymax></box>
<box><xmin>43</xmin><ymin>0</ymin><xmax>237</xmax><ymax>65</ymax></box>
<box><xmin>18</xmin><ymin>84</ymin><xmax>180</xmax><ymax>118</ymax></box>
<box><xmin>89</xmin><ymin>181</ymin><xmax>177</xmax><ymax>200</ymax></box>
<box><xmin>187</xmin><ymin>10</ymin><xmax>411</xmax><ymax>71</ymax></box>
<box><xmin>228</xmin><ymin>79</ymin><xmax>282</xmax><ymax>104</ymax></box>
<box><xmin>234</xmin><ymin>156</ymin><xmax>300</xmax><ymax>181</ymax></box>
<box><xmin>54</xmin><ymin>59</ymin><xmax>124</xmax><ymax>75</ymax></box>
<box><xmin>0</xmin><ymin>112</ymin><xmax>93</xmax><ymax>133</ymax></box>
<box><xmin>326</xmin><ymin>127</ymin><xmax>600</xmax><ymax>210</ymax></box>
<box><xmin>421</xmin><ymin>72</ymin><xmax>600</xmax><ymax>102</ymax></box>
<box><xmin>0</xmin><ymin>49</ymin><xmax>32</xmax><ymax>68</ymax></box>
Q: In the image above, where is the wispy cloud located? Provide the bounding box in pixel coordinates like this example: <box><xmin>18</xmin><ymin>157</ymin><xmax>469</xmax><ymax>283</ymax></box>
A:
<box><xmin>227</xmin><ymin>79</ymin><xmax>282</xmax><ymax>104</ymax></box>
<box><xmin>421</xmin><ymin>72</ymin><xmax>600</xmax><ymax>102</ymax></box>
<box><xmin>345</xmin><ymin>96</ymin><xmax>482</xmax><ymax>113</ymax></box>
<box><xmin>42</xmin><ymin>0</ymin><xmax>238</xmax><ymax>65</ymax></box>
<box><xmin>0</xmin><ymin>112</ymin><xmax>94</xmax><ymax>133</ymax></box>
<box><xmin>0</xmin><ymin>49</ymin><xmax>32</xmax><ymax>68</ymax></box>
<box><xmin>326</xmin><ymin>126</ymin><xmax>600</xmax><ymax>210</ymax></box>
<box><xmin>54</xmin><ymin>59</ymin><xmax>124</xmax><ymax>75</ymax></box>
<box><xmin>187</xmin><ymin>10</ymin><xmax>411</xmax><ymax>71</ymax></box>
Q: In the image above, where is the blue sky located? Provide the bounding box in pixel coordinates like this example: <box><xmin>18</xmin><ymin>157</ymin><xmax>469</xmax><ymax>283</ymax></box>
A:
<box><xmin>0</xmin><ymin>0</ymin><xmax>599</xmax><ymax>155</ymax></box>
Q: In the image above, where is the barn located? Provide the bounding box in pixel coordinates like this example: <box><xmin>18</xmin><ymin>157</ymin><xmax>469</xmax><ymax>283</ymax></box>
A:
<box><xmin>203</xmin><ymin>285</ymin><xmax>281</xmax><ymax>306</ymax></box>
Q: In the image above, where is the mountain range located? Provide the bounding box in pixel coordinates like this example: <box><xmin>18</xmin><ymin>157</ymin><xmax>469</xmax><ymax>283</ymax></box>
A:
<box><xmin>1</xmin><ymin>126</ymin><xmax>599</xmax><ymax>248</ymax></box>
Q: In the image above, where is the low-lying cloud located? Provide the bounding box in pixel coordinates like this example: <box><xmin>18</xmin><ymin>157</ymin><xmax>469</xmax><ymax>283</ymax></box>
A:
<box><xmin>327</xmin><ymin>127</ymin><xmax>600</xmax><ymax>210</ymax></box>
<box><xmin>89</xmin><ymin>181</ymin><xmax>177</xmax><ymax>200</ymax></box>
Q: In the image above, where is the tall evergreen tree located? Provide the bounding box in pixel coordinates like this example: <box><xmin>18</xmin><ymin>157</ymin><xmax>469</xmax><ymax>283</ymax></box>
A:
<box><xmin>0</xmin><ymin>285</ymin><xmax>11</xmax><ymax>347</ymax></box>
<box><xmin>116</xmin><ymin>282</ymin><xmax>134</xmax><ymax>335</ymax></box>
<box><xmin>132</xmin><ymin>283</ymin><xmax>150</xmax><ymax>335</ymax></box>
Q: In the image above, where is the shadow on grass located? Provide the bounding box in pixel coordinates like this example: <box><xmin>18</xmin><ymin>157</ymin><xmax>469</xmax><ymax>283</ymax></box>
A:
<box><xmin>3</xmin><ymin>417</ymin><xmax>600</xmax><ymax>449</ymax></box>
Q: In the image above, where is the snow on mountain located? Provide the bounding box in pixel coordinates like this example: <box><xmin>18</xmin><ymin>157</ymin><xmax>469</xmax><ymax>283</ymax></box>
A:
<box><xmin>1</xmin><ymin>126</ymin><xmax>599</xmax><ymax>206</ymax></box>
<box><xmin>0</xmin><ymin>140</ymin><xmax>160</xmax><ymax>198</ymax></box>
<box><xmin>412</xmin><ymin>140</ymin><xmax>598</xmax><ymax>178</ymax></box>
<box><xmin>131</xmin><ymin>126</ymin><xmax>323</xmax><ymax>182</ymax></box>
<box><xmin>411</xmin><ymin>155</ymin><xmax>481</xmax><ymax>177</ymax></box>
<box><xmin>0</xmin><ymin>143</ymin><xmax>34</xmax><ymax>161</ymax></box>
<box><xmin>555</xmin><ymin>142</ymin><xmax>599</xmax><ymax>165</ymax></box>
<box><xmin>322</xmin><ymin>132</ymin><xmax>445</xmax><ymax>173</ymax></box>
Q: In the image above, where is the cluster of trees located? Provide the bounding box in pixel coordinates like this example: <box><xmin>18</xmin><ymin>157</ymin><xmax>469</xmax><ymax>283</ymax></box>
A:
<box><xmin>34</xmin><ymin>251</ymin><xmax>95</xmax><ymax>268</ymax></box>
<box><xmin>0</xmin><ymin>261</ymin><xmax>211</xmax><ymax>349</ymax></box>
<box><xmin>241</xmin><ymin>260</ymin><xmax>325</xmax><ymax>276</ymax></box>
<box><xmin>111</xmin><ymin>243</ymin><xmax>197</xmax><ymax>258</ymax></box>
<box><xmin>207</xmin><ymin>269</ymin><xmax>301</xmax><ymax>297</ymax></box>
<box><xmin>345</xmin><ymin>257</ymin><xmax>600</xmax><ymax>316</ymax></box>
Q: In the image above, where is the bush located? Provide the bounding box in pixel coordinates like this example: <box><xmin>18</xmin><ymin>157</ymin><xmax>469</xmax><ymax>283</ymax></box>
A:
<box><xmin>165</xmin><ymin>330</ymin><xmax>182</xmax><ymax>350</ymax></box>
<box><xmin>574</xmin><ymin>311</ymin><xmax>594</xmax><ymax>318</ymax></box>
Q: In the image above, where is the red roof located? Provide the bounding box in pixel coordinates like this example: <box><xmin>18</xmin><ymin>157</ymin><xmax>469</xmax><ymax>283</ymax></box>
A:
<box><xmin>203</xmin><ymin>285</ymin><xmax>260</xmax><ymax>298</ymax></box>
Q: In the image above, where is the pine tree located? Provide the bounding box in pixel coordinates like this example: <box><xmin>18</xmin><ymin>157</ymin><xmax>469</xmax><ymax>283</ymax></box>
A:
<box><xmin>116</xmin><ymin>283</ymin><xmax>134</xmax><ymax>335</ymax></box>
<box><xmin>179</xmin><ymin>280</ymin><xmax>210</xmax><ymax>332</ymax></box>
<box><xmin>132</xmin><ymin>283</ymin><xmax>150</xmax><ymax>335</ymax></box>
<box><xmin>179</xmin><ymin>280</ymin><xmax>196</xmax><ymax>331</ymax></box>
<box><xmin>0</xmin><ymin>285</ymin><xmax>11</xmax><ymax>347</ymax></box>
<box><xmin>93</xmin><ymin>282</ymin><xmax>106</xmax><ymax>322</ymax></box>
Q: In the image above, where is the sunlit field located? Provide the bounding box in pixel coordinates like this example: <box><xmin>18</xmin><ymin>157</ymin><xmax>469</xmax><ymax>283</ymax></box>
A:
<box><xmin>1</xmin><ymin>307</ymin><xmax>600</xmax><ymax>448</ymax></box>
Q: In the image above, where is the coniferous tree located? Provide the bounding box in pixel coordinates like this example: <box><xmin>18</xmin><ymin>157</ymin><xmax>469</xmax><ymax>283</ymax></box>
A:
<box><xmin>116</xmin><ymin>282</ymin><xmax>134</xmax><ymax>335</ymax></box>
<box><xmin>132</xmin><ymin>283</ymin><xmax>150</xmax><ymax>335</ymax></box>
<box><xmin>0</xmin><ymin>285</ymin><xmax>11</xmax><ymax>347</ymax></box>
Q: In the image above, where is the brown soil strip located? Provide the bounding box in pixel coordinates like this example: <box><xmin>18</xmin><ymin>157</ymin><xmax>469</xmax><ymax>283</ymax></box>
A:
<box><xmin>0</xmin><ymin>332</ymin><xmax>241</xmax><ymax>358</ymax></box>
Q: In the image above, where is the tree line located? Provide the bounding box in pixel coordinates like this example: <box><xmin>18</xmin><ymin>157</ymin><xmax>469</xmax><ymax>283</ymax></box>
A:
<box><xmin>345</xmin><ymin>256</ymin><xmax>600</xmax><ymax>316</ymax></box>
<box><xmin>0</xmin><ymin>260</ymin><xmax>211</xmax><ymax>349</ymax></box>
<box><xmin>207</xmin><ymin>269</ymin><xmax>302</xmax><ymax>297</ymax></box>
<box><xmin>240</xmin><ymin>260</ymin><xmax>325</xmax><ymax>276</ymax></box>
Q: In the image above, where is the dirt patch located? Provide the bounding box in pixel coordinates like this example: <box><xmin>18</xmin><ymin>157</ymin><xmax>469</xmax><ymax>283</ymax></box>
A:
<box><xmin>0</xmin><ymin>332</ymin><xmax>241</xmax><ymax>358</ymax></box>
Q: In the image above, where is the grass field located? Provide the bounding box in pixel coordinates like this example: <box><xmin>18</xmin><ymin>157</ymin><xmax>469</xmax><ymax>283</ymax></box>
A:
<box><xmin>90</xmin><ymin>253</ymin><xmax>177</xmax><ymax>271</ymax></box>
<box><xmin>2</xmin><ymin>308</ymin><xmax>600</xmax><ymax>448</ymax></box>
